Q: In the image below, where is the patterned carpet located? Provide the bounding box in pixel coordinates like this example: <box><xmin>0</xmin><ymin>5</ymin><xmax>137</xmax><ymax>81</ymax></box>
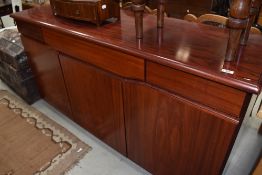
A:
<box><xmin>0</xmin><ymin>90</ymin><xmax>91</xmax><ymax>175</ymax></box>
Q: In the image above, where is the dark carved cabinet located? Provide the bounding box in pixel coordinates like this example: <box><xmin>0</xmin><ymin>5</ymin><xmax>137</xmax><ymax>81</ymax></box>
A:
<box><xmin>12</xmin><ymin>6</ymin><xmax>262</xmax><ymax>175</ymax></box>
<box><xmin>123</xmin><ymin>81</ymin><xmax>238</xmax><ymax>175</ymax></box>
<box><xmin>59</xmin><ymin>54</ymin><xmax>126</xmax><ymax>155</ymax></box>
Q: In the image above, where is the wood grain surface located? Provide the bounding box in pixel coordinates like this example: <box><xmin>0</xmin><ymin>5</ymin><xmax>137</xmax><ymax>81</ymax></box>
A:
<box><xmin>43</xmin><ymin>28</ymin><xmax>145</xmax><ymax>81</ymax></box>
<box><xmin>12</xmin><ymin>5</ymin><xmax>259</xmax><ymax>175</ymax></box>
<box><xmin>11</xmin><ymin>5</ymin><xmax>262</xmax><ymax>94</ymax></box>
<box><xmin>60</xmin><ymin>54</ymin><xmax>126</xmax><ymax>155</ymax></box>
<box><xmin>49</xmin><ymin>0</ymin><xmax>119</xmax><ymax>25</ymax></box>
<box><xmin>21</xmin><ymin>35</ymin><xmax>72</xmax><ymax>117</ymax></box>
<box><xmin>123</xmin><ymin>80</ymin><xmax>238</xmax><ymax>175</ymax></box>
<box><xmin>16</xmin><ymin>20</ymin><xmax>44</xmax><ymax>42</ymax></box>
<box><xmin>147</xmin><ymin>61</ymin><xmax>246</xmax><ymax>118</ymax></box>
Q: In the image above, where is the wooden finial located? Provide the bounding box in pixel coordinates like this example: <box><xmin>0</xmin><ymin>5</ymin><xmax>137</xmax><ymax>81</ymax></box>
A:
<box><xmin>225</xmin><ymin>0</ymin><xmax>251</xmax><ymax>62</ymax></box>
<box><xmin>240</xmin><ymin>0</ymin><xmax>262</xmax><ymax>45</ymax></box>
<box><xmin>132</xmin><ymin>0</ymin><xmax>146</xmax><ymax>39</ymax></box>
<box><xmin>157</xmin><ymin>0</ymin><xmax>165</xmax><ymax>28</ymax></box>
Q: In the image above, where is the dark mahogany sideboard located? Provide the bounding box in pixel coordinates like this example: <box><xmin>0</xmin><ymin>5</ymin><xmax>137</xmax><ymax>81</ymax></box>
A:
<box><xmin>11</xmin><ymin>5</ymin><xmax>262</xmax><ymax>175</ymax></box>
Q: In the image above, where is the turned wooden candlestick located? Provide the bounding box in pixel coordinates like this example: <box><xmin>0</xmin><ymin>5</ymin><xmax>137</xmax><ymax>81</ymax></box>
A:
<box><xmin>240</xmin><ymin>0</ymin><xmax>262</xmax><ymax>45</ymax></box>
<box><xmin>132</xmin><ymin>0</ymin><xmax>166</xmax><ymax>38</ymax></box>
<box><xmin>157</xmin><ymin>0</ymin><xmax>165</xmax><ymax>28</ymax></box>
<box><xmin>132</xmin><ymin>0</ymin><xmax>146</xmax><ymax>39</ymax></box>
<box><xmin>225</xmin><ymin>0</ymin><xmax>251</xmax><ymax>62</ymax></box>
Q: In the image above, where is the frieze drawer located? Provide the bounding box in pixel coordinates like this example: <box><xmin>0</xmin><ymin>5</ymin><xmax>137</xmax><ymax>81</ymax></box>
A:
<box><xmin>146</xmin><ymin>61</ymin><xmax>246</xmax><ymax>118</ymax></box>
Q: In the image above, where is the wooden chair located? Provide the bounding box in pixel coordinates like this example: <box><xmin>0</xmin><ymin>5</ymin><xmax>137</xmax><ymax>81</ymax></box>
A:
<box><xmin>184</xmin><ymin>14</ymin><xmax>227</xmax><ymax>27</ymax></box>
<box><xmin>123</xmin><ymin>0</ymin><xmax>260</xmax><ymax>61</ymax></box>
<box><xmin>121</xmin><ymin>2</ymin><xmax>166</xmax><ymax>16</ymax></box>
<box><xmin>197</xmin><ymin>14</ymin><xmax>228</xmax><ymax>26</ymax></box>
<box><xmin>144</xmin><ymin>6</ymin><xmax>158</xmax><ymax>15</ymax></box>
<box><xmin>251</xmin><ymin>27</ymin><xmax>262</xmax><ymax>34</ymax></box>
<box><xmin>184</xmin><ymin>13</ymin><xmax>261</xmax><ymax>35</ymax></box>
<box><xmin>183</xmin><ymin>14</ymin><xmax>197</xmax><ymax>22</ymax></box>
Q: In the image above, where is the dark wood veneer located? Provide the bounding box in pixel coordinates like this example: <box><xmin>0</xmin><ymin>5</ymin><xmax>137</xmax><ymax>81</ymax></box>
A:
<box><xmin>124</xmin><ymin>80</ymin><xmax>238</xmax><ymax>175</ymax></box>
<box><xmin>16</xmin><ymin>21</ymin><xmax>44</xmax><ymax>42</ymax></box>
<box><xmin>147</xmin><ymin>61</ymin><xmax>246</xmax><ymax>118</ymax></box>
<box><xmin>11</xmin><ymin>5</ymin><xmax>262</xmax><ymax>175</ymax></box>
<box><xmin>10</xmin><ymin>6</ymin><xmax>262</xmax><ymax>94</ymax></box>
<box><xmin>50</xmin><ymin>0</ymin><xmax>120</xmax><ymax>26</ymax></box>
<box><xmin>51</xmin><ymin>0</ymin><xmax>103</xmax><ymax>24</ymax></box>
<box><xmin>21</xmin><ymin>35</ymin><xmax>72</xmax><ymax>117</ymax></box>
<box><xmin>60</xmin><ymin>54</ymin><xmax>126</xmax><ymax>155</ymax></box>
<box><xmin>43</xmin><ymin>28</ymin><xmax>145</xmax><ymax>81</ymax></box>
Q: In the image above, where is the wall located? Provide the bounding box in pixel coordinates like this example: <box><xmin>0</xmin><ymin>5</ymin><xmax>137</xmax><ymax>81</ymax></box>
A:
<box><xmin>1</xmin><ymin>0</ymin><xmax>22</xmax><ymax>27</ymax></box>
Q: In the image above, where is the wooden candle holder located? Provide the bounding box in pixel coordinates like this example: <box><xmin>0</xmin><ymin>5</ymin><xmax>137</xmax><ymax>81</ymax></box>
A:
<box><xmin>131</xmin><ymin>0</ymin><xmax>258</xmax><ymax>63</ymax></box>
<box><xmin>132</xmin><ymin>0</ymin><xmax>165</xmax><ymax>38</ymax></box>
<box><xmin>240</xmin><ymin>0</ymin><xmax>262</xmax><ymax>45</ymax></box>
<box><xmin>132</xmin><ymin>1</ymin><xmax>145</xmax><ymax>39</ymax></box>
<box><xmin>157</xmin><ymin>0</ymin><xmax>165</xmax><ymax>28</ymax></box>
<box><xmin>225</xmin><ymin>0</ymin><xmax>251</xmax><ymax>62</ymax></box>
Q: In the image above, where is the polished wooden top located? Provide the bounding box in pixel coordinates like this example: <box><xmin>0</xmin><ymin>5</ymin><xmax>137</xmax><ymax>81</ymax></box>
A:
<box><xmin>11</xmin><ymin>5</ymin><xmax>262</xmax><ymax>94</ymax></box>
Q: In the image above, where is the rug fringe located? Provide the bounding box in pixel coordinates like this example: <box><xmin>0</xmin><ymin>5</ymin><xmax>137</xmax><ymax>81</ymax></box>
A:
<box><xmin>62</xmin><ymin>146</ymin><xmax>92</xmax><ymax>175</ymax></box>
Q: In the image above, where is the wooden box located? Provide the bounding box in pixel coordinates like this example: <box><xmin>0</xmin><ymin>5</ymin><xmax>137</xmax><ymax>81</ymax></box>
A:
<box><xmin>0</xmin><ymin>30</ymin><xmax>29</xmax><ymax>70</ymax></box>
<box><xmin>50</xmin><ymin>0</ymin><xmax>120</xmax><ymax>25</ymax></box>
<box><xmin>0</xmin><ymin>71</ymin><xmax>40</xmax><ymax>104</ymax></box>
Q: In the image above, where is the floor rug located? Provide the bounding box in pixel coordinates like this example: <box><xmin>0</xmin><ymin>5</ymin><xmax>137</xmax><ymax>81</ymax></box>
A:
<box><xmin>0</xmin><ymin>90</ymin><xmax>91</xmax><ymax>175</ymax></box>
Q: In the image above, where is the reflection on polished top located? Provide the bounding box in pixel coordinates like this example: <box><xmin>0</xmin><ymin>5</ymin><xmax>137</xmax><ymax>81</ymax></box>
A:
<box><xmin>11</xmin><ymin>5</ymin><xmax>262</xmax><ymax>94</ymax></box>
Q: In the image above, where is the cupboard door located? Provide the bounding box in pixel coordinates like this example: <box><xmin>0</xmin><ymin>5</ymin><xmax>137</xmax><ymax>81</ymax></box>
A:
<box><xmin>21</xmin><ymin>36</ymin><xmax>72</xmax><ymax>116</ymax></box>
<box><xmin>124</xmin><ymin>81</ymin><xmax>238</xmax><ymax>175</ymax></box>
<box><xmin>60</xmin><ymin>54</ymin><xmax>126</xmax><ymax>155</ymax></box>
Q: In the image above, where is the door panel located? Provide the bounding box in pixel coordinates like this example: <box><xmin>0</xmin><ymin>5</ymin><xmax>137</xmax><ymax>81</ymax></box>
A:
<box><xmin>21</xmin><ymin>35</ymin><xmax>72</xmax><ymax>116</ymax></box>
<box><xmin>124</xmin><ymin>81</ymin><xmax>238</xmax><ymax>175</ymax></box>
<box><xmin>60</xmin><ymin>54</ymin><xmax>126</xmax><ymax>155</ymax></box>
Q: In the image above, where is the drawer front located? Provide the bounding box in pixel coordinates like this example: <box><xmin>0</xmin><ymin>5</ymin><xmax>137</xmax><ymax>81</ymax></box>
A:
<box><xmin>52</xmin><ymin>1</ymin><xmax>97</xmax><ymax>22</ymax></box>
<box><xmin>16</xmin><ymin>21</ymin><xmax>44</xmax><ymax>42</ymax></box>
<box><xmin>43</xmin><ymin>29</ymin><xmax>145</xmax><ymax>80</ymax></box>
<box><xmin>147</xmin><ymin>61</ymin><xmax>246</xmax><ymax>118</ymax></box>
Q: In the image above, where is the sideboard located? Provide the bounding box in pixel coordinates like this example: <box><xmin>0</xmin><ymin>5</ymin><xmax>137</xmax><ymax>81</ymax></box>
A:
<box><xmin>11</xmin><ymin>5</ymin><xmax>262</xmax><ymax>175</ymax></box>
